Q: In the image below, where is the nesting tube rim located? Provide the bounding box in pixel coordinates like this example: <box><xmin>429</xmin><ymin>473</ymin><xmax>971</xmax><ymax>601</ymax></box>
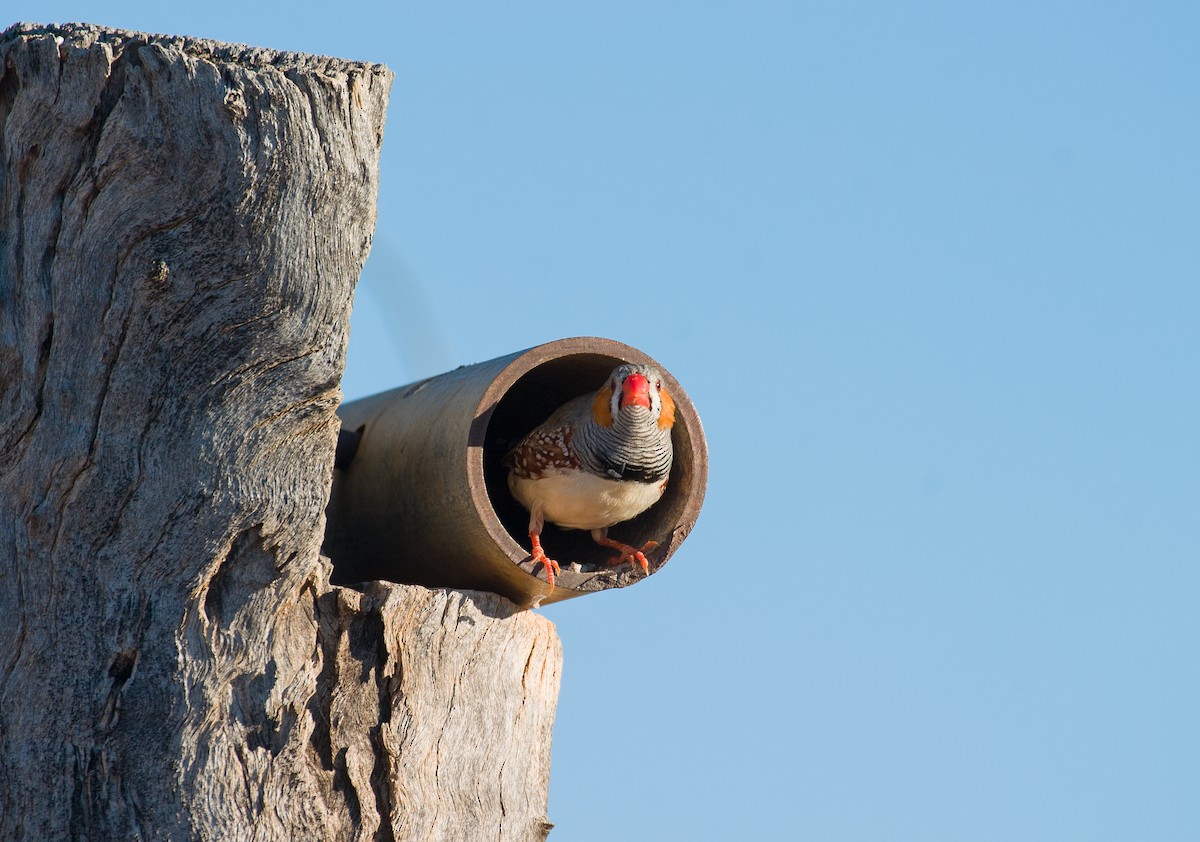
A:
<box><xmin>464</xmin><ymin>337</ymin><xmax>708</xmax><ymax>603</ymax></box>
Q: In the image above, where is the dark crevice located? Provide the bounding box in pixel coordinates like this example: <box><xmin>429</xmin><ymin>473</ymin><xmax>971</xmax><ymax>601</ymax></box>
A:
<box><xmin>107</xmin><ymin>650</ymin><xmax>136</xmax><ymax>684</ymax></box>
<box><xmin>369</xmin><ymin>605</ymin><xmax>398</xmax><ymax>842</ymax></box>
<box><xmin>0</xmin><ymin>60</ymin><xmax>20</xmax><ymax>287</ymax></box>
<box><xmin>232</xmin><ymin>663</ymin><xmax>291</xmax><ymax>758</ymax></box>
<box><xmin>334</xmin><ymin>425</ymin><xmax>363</xmax><ymax>471</ymax></box>
<box><xmin>338</xmin><ymin>597</ymin><xmax>398</xmax><ymax>842</ymax></box>
<box><xmin>0</xmin><ymin>54</ymin><xmax>20</xmax><ymax>178</ymax></box>
<box><xmin>369</xmin><ymin>722</ymin><xmax>396</xmax><ymax>842</ymax></box>
<box><xmin>98</xmin><ymin>649</ymin><xmax>138</xmax><ymax>735</ymax></box>
<box><xmin>346</xmin><ymin>603</ymin><xmax>397</xmax><ymax>840</ymax></box>
<box><xmin>307</xmin><ymin>590</ymin><xmax>339</xmax><ymax>774</ymax></box>
<box><xmin>333</xmin><ymin>747</ymin><xmax>362</xmax><ymax>827</ymax></box>
<box><xmin>5</xmin><ymin>316</ymin><xmax>53</xmax><ymax>461</ymax></box>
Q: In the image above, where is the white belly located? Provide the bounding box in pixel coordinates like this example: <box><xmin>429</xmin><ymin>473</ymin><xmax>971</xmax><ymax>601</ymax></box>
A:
<box><xmin>508</xmin><ymin>469</ymin><xmax>666</xmax><ymax>530</ymax></box>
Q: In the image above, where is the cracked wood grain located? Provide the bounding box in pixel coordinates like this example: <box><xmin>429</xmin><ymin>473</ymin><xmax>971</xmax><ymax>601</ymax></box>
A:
<box><xmin>0</xmin><ymin>22</ymin><xmax>560</xmax><ymax>841</ymax></box>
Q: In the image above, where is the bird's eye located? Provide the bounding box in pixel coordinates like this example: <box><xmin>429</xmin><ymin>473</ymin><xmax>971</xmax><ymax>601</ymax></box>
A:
<box><xmin>655</xmin><ymin>380</ymin><xmax>662</xmax><ymax>390</ymax></box>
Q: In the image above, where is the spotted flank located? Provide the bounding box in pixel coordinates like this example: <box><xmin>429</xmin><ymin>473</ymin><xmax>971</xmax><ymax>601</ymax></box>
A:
<box><xmin>503</xmin><ymin>402</ymin><xmax>586</xmax><ymax>479</ymax></box>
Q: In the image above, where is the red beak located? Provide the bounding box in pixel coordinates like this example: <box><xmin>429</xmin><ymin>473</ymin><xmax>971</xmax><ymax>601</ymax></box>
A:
<box><xmin>619</xmin><ymin>372</ymin><xmax>652</xmax><ymax>409</ymax></box>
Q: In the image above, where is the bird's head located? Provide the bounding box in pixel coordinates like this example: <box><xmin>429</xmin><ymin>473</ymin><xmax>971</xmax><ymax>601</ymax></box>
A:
<box><xmin>591</xmin><ymin>364</ymin><xmax>675</xmax><ymax>431</ymax></box>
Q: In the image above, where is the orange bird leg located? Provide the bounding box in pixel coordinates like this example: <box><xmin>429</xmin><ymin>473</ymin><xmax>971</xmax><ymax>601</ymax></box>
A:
<box><xmin>529</xmin><ymin>532</ymin><xmax>562</xmax><ymax>589</ymax></box>
<box><xmin>527</xmin><ymin>509</ymin><xmax>561</xmax><ymax>588</ymax></box>
<box><xmin>591</xmin><ymin>528</ymin><xmax>658</xmax><ymax>576</ymax></box>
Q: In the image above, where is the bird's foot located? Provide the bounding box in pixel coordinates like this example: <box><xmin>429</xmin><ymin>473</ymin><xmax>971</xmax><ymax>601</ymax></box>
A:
<box><xmin>594</xmin><ymin>536</ymin><xmax>659</xmax><ymax>576</ymax></box>
<box><xmin>532</xmin><ymin>548</ymin><xmax>562</xmax><ymax>589</ymax></box>
<box><xmin>529</xmin><ymin>534</ymin><xmax>562</xmax><ymax>589</ymax></box>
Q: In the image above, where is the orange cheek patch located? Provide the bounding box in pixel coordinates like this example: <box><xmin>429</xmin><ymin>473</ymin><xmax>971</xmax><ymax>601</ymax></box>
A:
<box><xmin>658</xmin><ymin>388</ymin><xmax>676</xmax><ymax>430</ymax></box>
<box><xmin>592</xmin><ymin>386</ymin><xmax>614</xmax><ymax>427</ymax></box>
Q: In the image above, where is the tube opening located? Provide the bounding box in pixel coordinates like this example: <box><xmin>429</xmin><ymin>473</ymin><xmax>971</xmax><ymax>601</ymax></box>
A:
<box><xmin>482</xmin><ymin>352</ymin><xmax>696</xmax><ymax>575</ymax></box>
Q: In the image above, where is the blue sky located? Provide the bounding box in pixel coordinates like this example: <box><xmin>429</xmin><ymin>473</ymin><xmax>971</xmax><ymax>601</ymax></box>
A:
<box><xmin>19</xmin><ymin>4</ymin><xmax>1200</xmax><ymax>839</ymax></box>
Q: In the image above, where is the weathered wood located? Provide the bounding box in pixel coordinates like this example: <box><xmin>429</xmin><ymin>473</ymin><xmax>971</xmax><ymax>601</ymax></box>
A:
<box><xmin>0</xmin><ymin>22</ymin><xmax>560</xmax><ymax>841</ymax></box>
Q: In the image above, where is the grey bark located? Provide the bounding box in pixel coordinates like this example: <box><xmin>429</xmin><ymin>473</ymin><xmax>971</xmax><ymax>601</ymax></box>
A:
<box><xmin>0</xmin><ymin>22</ymin><xmax>560</xmax><ymax>841</ymax></box>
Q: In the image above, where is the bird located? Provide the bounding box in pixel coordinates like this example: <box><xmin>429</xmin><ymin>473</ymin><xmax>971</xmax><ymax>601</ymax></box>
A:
<box><xmin>504</xmin><ymin>363</ymin><xmax>675</xmax><ymax>589</ymax></box>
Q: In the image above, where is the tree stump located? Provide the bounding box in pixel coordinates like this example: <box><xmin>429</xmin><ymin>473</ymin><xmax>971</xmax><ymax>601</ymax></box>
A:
<box><xmin>0</xmin><ymin>22</ymin><xmax>559</xmax><ymax>841</ymax></box>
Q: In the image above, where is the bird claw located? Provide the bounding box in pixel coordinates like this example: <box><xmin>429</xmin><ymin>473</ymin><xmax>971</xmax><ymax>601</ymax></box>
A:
<box><xmin>531</xmin><ymin>546</ymin><xmax>562</xmax><ymax>590</ymax></box>
<box><xmin>604</xmin><ymin>540</ymin><xmax>658</xmax><ymax>576</ymax></box>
